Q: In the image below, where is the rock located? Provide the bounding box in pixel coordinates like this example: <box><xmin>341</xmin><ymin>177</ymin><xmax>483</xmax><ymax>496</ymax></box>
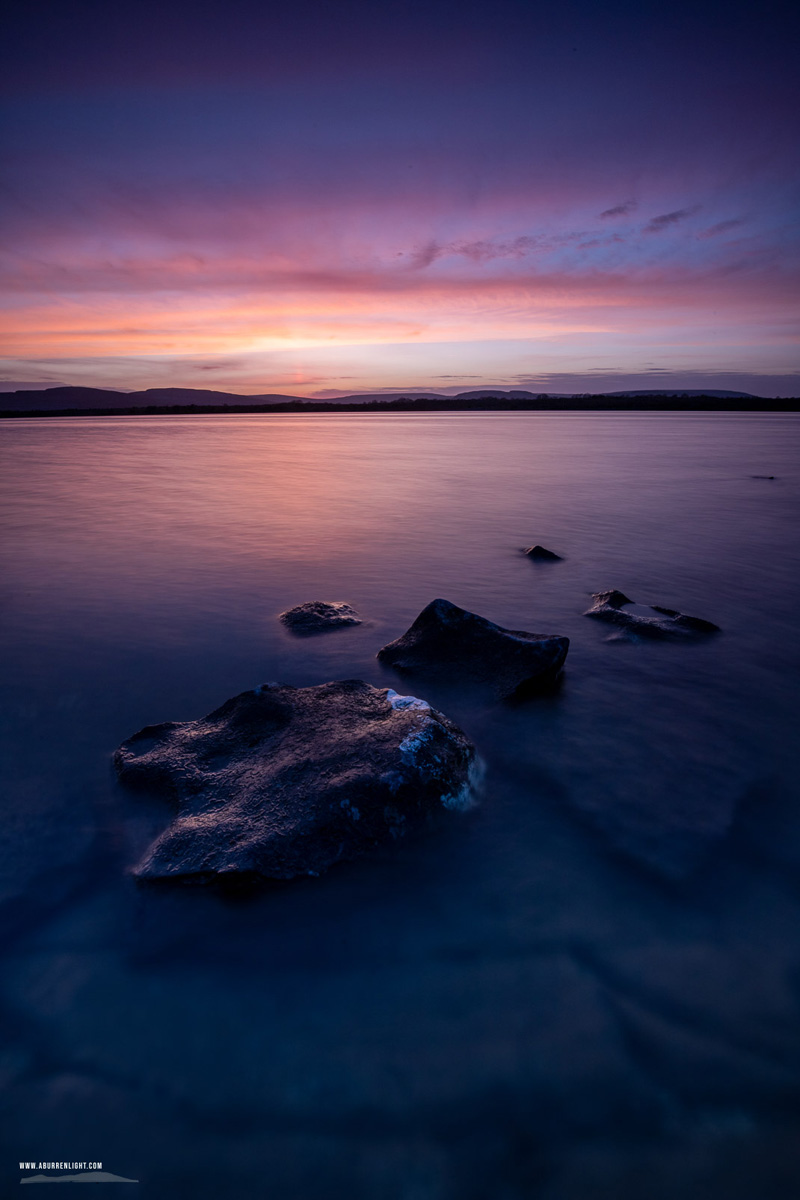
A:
<box><xmin>279</xmin><ymin>600</ymin><xmax>361</xmax><ymax>634</ymax></box>
<box><xmin>523</xmin><ymin>545</ymin><xmax>563</xmax><ymax>561</ymax></box>
<box><xmin>377</xmin><ymin>598</ymin><xmax>569</xmax><ymax>699</ymax></box>
<box><xmin>114</xmin><ymin>680</ymin><xmax>477</xmax><ymax>883</ymax></box>
<box><xmin>585</xmin><ymin>590</ymin><xmax>720</xmax><ymax>639</ymax></box>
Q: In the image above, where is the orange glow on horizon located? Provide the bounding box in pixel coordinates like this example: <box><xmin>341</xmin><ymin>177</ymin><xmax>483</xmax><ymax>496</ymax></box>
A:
<box><xmin>3</xmin><ymin>268</ymin><xmax>788</xmax><ymax>363</ymax></box>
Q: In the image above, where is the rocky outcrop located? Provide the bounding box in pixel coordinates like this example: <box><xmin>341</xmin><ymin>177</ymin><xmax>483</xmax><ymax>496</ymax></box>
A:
<box><xmin>114</xmin><ymin>680</ymin><xmax>477</xmax><ymax>883</ymax></box>
<box><xmin>279</xmin><ymin>601</ymin><xmax>361</xmax><ymax>634</ymax></box>
<box><xmin>523</xmin><ymin>545</ymin><xmax>563</xmax><ymax>561</ymax></box>
<box><xmin>377</xmin><ymin>598</ymin><xmax>569</xmax><ymax>699</ymax></box>
<box><xmin>585</xmin><ymin>590</ymin><xmax>720</xmax><ymax>639</ymax></box>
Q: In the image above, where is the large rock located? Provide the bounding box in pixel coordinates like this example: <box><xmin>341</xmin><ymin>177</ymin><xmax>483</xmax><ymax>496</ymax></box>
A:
<box><xmin>523</xmin><ymin>544</ymin><xmax>563</xmax><ymax>561</ymax></box>
<box><xmin>377</xmin><ymin>598</ymin><xmax>569</xmax><ymax>699</ymax></box>
<box><xmin>114</xmin><ymin>680</ymin><xmax>477</xmax><ymax>882</ymax></box>
<box><xmin>585</xmin><ymin>589</ymin><xmax>720</xmax><ymax>639</ymax></box>
<box><xmin>279</xmin><ymin>600</ymin><xmax>361</xmax><ymax>634</ymax></box>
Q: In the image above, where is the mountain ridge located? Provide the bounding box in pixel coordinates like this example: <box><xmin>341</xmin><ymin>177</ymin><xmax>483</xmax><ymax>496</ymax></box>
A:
<box><xmin>0</xmin><ymin>384</ymin><xmax>772</xmax><ymax>415</ymax></box>
<box><xmin>5</xmin><ymin>385</ymin><xmax>799</xmax><ymax>418</ymax></box>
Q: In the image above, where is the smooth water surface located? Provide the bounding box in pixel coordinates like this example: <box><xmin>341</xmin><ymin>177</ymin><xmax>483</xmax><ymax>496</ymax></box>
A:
<box><xmin>1</xmin><ymin>413</ymin><xmax>799</xmax><ymax>1198</ymax></box>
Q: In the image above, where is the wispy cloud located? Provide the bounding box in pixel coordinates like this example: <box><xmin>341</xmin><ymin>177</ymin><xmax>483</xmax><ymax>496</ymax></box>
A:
<box><xmin>643</xmin><ymin>206</ymin><xmax>701</xmax><ymax>233</ymax></box>
<box><xmin>697</xmin><ymin>218</ymin><xmax>745</xmax><ymax>239</ymax></box>
<box><xmin>405</xmin><ymin>231</ymin><xmax>590</xmax><ymax>269</ymax></box>
<box><xmin>600</xmin><ymin>201</ymin><xmax>637</xmax><ymax>218</ymax></box>
<box><xmin>452</xmin><ymin>235</ymin><xmax>548</xmax><ymax>261</ymax></box>
<box><xmin>406</xmin><ymin>240</ymin><xmax>442</xmax><ymax>269</ymax></box>
<box><xmin>577</xmin><ymin>234</ymin><xmax>624</xmax><ymax>250</ymax></box>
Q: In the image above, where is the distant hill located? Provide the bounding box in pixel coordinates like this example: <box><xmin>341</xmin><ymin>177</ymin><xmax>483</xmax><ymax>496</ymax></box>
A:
<box><xmin>0</xmin><ymin>386</ymin><xmax>306</xmax><ymax>411</ymax></box>
<box><xmin>452</xmin><ymin>388</ymin><xmax>758</xmax><ymax>399</ymax></box>
<box><xmin>601</xmin><ymin>389</ymin><xmax>757</xmax><ymax>399</ymax></box>
<box><xmin>0</xmin><ymin>385</ymin><xmax>452</xmax><ymax>411</ymax></box>
<box><xmin>310</xmin><ymin>388</ymin><xmax>762</xmax><ymax>402</ymax></box>
<box><xmin>3</xmin><ymin>385</ymin><xmax>795</xmax><ymax>417</ymax></box>
<box><xmin>305</xmin><ymin>391</ymin><xmax>447</xmax><ymax>405</ymax></box>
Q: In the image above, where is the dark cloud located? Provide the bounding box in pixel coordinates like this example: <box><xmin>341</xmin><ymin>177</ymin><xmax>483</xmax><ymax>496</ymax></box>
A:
<box><xmin>644</xmin><ymin>206</ymin><xmax>701</xmax><ymax>233</ymax></box>
<box><xmin>450</xmin><ymin>236</ymin><xmax>538</xmax><ymax>262</ymax></box>
<box><xmin>600</xmin><ymin>201</ymin><xmax>637</xmax><ymax>218</ymax></box>
<box><xmin>407</xmin><ymin>241</ymin><xmax>442</xmax><ymax>269</ymax></box>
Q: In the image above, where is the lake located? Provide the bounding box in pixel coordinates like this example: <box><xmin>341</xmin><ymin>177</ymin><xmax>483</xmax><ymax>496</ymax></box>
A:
<box><xmin>1</xmin><ymin>411</ymin><xmax>799</xmax><ymax>1198</ymax></box>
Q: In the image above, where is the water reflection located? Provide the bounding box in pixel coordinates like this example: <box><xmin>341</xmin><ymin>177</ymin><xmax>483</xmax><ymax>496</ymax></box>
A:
<box><xmin>1</xmin><ymin>413</ymin><xmax>799</xmax><ymax>1198</ymax></box>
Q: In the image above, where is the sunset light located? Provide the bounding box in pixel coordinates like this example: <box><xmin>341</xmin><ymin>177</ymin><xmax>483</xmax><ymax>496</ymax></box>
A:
<box><xmin>2</xmin><ymin>0</ymin><xmax>797</xmax><ymax>397</ymax></box>
<box><xmin>3</xmin><ymin>2</ymin><xmax>800</xmax><ymax>1196</ymax></box>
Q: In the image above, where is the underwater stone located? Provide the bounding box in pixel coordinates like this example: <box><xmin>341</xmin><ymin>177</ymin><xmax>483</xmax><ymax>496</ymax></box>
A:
<box><xmin>114</xmin><ymin>679</ymin><xmax>477</xmax><ymax>883</ymax></box>
<box><xmin>279</xmin><ymin>601</ymin><xmax>362</xmax><ymax>634</ymax></box>
<box><xmin>585</xmin><ymin>590</ymin><xmax>720</xmax><ymax>639</ymax></box>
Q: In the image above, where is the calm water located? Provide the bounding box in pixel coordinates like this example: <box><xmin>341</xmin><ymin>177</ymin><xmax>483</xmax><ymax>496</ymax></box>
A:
<box><xmin>1</xmin><ymin>412</ymin><xmax>799</xmax><ymax>1198</ymax></box>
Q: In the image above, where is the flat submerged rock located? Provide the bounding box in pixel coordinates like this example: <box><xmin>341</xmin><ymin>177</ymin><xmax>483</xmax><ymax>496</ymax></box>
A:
<box><xmin>114</xmin><ymin>680</ymin><xmax>477</xmax><ymax>883</ymax></box>
<box><xmin>377</xmin><ymin>598</ymin><xmax>569</xmax><ymax>699</ymax></box>
<box><xmin>585</xmin><ymin>589</ymin><xmax>720</xmax><ymax>640</ymax></box>
<box><xmin>279</xmin><ymin>600</ymin><xmax>362</xmax><ymax>634</ymax></box>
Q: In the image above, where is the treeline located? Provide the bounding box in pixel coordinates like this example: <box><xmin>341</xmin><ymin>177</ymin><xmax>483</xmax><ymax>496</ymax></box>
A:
<box><xmin>2</xmin><ymin>394</ymin><xmax>798</xmax><ymax>417</ymax></box>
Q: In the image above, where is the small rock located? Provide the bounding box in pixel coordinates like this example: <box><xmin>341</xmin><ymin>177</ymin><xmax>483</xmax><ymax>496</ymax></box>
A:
<box><xmin>377</xmin><ymin>598</ymin><xmax>569</xmax><ymax>699</ymax></box>
<box><xmin>279</xmin><ymin>600</ymin><xmax>361</xmax><ymax>634</ymax></box>
<box><xmin>523</xmin><ymin>545</ymin><xmax>563</xmax><ymax>561</ymax></box>
<box><xmin>585</xmin><ymin>590</ymin><xmax>720</xmax><ymax>639</ymax></box>
<box><xmin>114</xmin><ymin>680</ymin><xmax>477</xmax><ymax>883</ymax></box>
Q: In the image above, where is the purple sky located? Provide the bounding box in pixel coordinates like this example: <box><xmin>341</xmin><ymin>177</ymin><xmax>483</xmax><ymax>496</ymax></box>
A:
<box><xmin>2</xmin><ymin>0</ymin><xmax>798</xmax><ymax>396</ymax></box>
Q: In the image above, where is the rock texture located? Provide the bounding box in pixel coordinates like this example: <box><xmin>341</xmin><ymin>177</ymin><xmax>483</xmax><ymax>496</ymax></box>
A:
<box><xmin>279</xmin><ymin>600</ymin><xmax>362</xmax><ymax>634</ymax></box>
<box><xmin>585</xmin><ymin>589</ymin><xmax>720</xmax><ymax>639</ymax></box>
<box><xmin>523</xmin><ymin>545</ymin><xmax>563</xmax><ymax>561</ymax></box>
<box><xmin>114</xmin><ymin>680</ymin><xmax>476</xmax><ymax>882</ymax></box>
<box><xmin>377</xmin><ymin>598</ymin><xmax>569</xmax><ymax>699</ymax></box>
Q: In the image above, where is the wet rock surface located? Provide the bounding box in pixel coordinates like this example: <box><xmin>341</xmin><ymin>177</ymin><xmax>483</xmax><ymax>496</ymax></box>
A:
<box><xmin>585</xmin><ymin>589</ymin><xmax>720</xmax><ymax>639</ymax></box>
<box><xmin>523</xmin><ymin>544</ymin><xmax>563</xmax><ymax>561</ymax></box>
<box><xmin>377</xmin><ymin>598</ymin><xmax>569</xmax><ymax>699</ymax></box>
<box><xmin>114</xmin><ymin>680</ymin><xmax>476</xmax><ymax>882</ymax></box>
<box><xmin>279</xmin><ymin>601</ymin><xmax>362</xmax><ymax>634</ymax></box>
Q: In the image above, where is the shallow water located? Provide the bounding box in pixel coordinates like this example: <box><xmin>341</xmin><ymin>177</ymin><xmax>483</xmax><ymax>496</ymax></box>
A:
<box><xmin>1</xmin><ymin>412</ymin><xmax>799</xmax><ymax>1198</ymax></box>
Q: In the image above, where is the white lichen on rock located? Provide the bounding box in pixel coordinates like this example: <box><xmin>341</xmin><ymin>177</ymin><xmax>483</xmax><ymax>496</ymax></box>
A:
<box><xmin>386</xmin><ymin>689</ymin><xmax>431</xmax><ymax>712</ymax></box>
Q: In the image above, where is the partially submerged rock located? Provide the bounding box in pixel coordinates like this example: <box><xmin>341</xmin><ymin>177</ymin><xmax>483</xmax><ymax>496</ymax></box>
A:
<box><xmin>114</xmin><ymin>680</ymin><xmax>477</xmax><ymax>883</ymax></box>
<box><xmin>279</xmin><ymin>600</ymin><xmax>361</xmax><ymax>634</ymax></box>
<box><xmin>377</xmin><ymin>598</ymin><xmax>569</xmax><ymax>699</ymax></box>
<box><xmin>585</xmin><ymin>590</ymin><xmax>720</xmax><ymax>639</ymax></box>
<box><xmin>523</xmin><ymin>545</ymin><xmax>563</xmax><ymax>561</ymax></box>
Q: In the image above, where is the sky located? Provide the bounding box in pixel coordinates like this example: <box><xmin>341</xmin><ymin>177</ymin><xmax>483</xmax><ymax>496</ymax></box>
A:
<box><xmin>1</xmin><ymin>0</ymin><xmax>798</xmax><ymax>396</ymax></box>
